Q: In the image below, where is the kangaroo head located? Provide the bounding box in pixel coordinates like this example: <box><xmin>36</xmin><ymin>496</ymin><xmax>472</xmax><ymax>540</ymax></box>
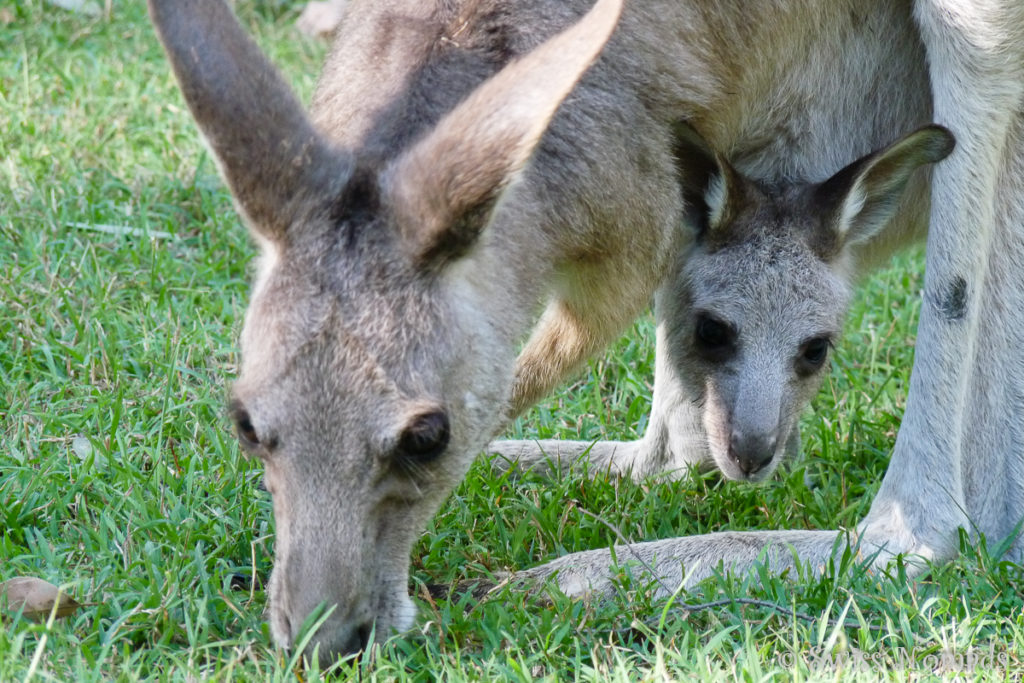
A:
<box><xmin>672</xmin><ymin>123</ymin><xmax>955</xmax><ymax>482</ymax></box>
<box><xmin>149</xmin><ymin>0</ymin><xmax>622</xmax><ymax>662</ymax></box>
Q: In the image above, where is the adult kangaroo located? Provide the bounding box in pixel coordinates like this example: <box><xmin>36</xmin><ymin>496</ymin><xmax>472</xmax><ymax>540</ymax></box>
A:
<box><xmin>148</xmin><ymin>0</ymin><xmax>1024</xmax><ymax>663</ymax></box>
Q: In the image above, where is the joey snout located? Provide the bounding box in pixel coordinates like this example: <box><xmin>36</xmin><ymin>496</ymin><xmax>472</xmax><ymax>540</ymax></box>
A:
<box><xmin>701</xmin><ymin>375</ymin><xmax>805</xmax><ymax>482</ymax></box>
<box><xmin>728</xmin><ymin>426</ymin><xmax>779</xmax><ymax>476</ymax></box>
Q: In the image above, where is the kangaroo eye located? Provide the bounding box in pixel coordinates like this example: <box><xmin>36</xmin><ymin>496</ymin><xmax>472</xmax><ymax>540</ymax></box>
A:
<box><xmin>397</xmin><ymin>411</ymin><xmax>450</xmax><ymax>463</ymax></box>
<box><xmin>230</xmin><ymin>402</ymin><xmax>260</xmax><ymax>450</ymax></box>
<box><xmin>797</xmin><ymin>337</ymin><xmax>832</xmax><ymax>374</ymax></box>
<box><xmin>694</xmin><ymin>313</ymin><xmax>736</xmax><ymax>361</ymax></box>
<box><xmin>236</xmin><ymin>412</ymin><xmax>259</xmax><ymax>448</ymax></box>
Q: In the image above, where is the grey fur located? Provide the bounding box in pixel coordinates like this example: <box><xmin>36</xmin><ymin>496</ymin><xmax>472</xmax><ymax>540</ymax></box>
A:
<box><xmin>148</xmin><ymin>0</ymin><xmax>1024</xmax><ymax>664</ymax></box>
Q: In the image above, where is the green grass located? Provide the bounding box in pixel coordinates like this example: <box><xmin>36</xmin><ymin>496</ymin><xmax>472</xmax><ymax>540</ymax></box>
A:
<box><xmin>1</xmin><ymin>2</ymin><xmax>1021</xmax><ymax>680</ymax></box>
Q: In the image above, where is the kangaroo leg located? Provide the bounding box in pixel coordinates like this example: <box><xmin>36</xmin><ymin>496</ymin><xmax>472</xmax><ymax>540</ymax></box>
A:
<box><xmin>508</xmin><ymin>288</ymin><xmax>652</xmax><ymax>417</ymax></box>
<box><xmin>509</xmin><ymin>297</ymin><xmax>617</xmax><ymax>418</ymax></box>
<box><xmin>857</xmin><ymin>0</ymin><xmax>1024</xmax><ymax>566</ymax></box>
<box><xmin>515</xmin><ymin>530</ymin><xmax>845</xmax><ymax>599</ymax></box>
<box><xmin>953</xmin><ymin>112</ymin><xmax>1024</xmax><ymax>564</ymax></box>
<box><xmin>490</xmin><ymin>271</ymin><xmax>711</xmax><ymax>481</ymax></box>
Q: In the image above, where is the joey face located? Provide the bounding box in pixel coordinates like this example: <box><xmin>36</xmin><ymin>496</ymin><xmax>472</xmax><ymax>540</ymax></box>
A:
<box><xmin>670</xmin><ymin>122</ymin><xmax>954</xmax><ymax>482</ymax></box>
<box><xmin>677</xmin><ymin>228</ymin><xmax>850</xmax><ymax>482</ymax></box>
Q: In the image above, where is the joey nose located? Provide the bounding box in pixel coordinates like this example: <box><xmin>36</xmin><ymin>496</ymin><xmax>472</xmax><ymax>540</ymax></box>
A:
<box><xmin>729</xmin><ymin>430</ymin><xmax>777</xmax><ymax>475</ymax></box>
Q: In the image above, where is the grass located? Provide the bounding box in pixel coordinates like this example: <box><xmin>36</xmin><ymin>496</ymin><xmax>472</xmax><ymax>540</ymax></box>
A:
<box><xmin>0</xmin><ymin>1</ymin><xmax>1021</xmax><ymax>680</ymax></box>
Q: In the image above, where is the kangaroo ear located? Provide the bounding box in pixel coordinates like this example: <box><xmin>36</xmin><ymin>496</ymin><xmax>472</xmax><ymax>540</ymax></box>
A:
<box><xmin>672</xmin><ymin>121</ymin><xmax>745</xmax><ymax>242</ymax></box>
<box><xmin>814</xmin><ymin>125</ymin><xmax>956</xmax><ymax>253</ymax></box>
<box><xmin>149</xmin><ymin>0</ymin><xmax>352</xmax><ymax>239</ymax></box>
<box><xmin>386</xmin><ymin>0</ymin><xmax>623</xmax><ymax>266</ymax></box>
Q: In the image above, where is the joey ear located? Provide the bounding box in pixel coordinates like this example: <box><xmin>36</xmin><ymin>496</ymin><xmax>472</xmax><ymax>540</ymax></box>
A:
<box><xmin>149</xmin><ymin>0</ymin><xmax>352</xmax><ymax>239</ymax></box>
<box><xmin>672</xmin><ymin>121</ymin><xmax>744</xmax><ymax>241</ymax></box>
<box><xmin>386</xmin><ymin>0</ymin><xmax>623</xmax><ymax>266</ymax></box>
<box><xmin>814</xmin><ymin>125</ymin><xmax>956</xmax><ymax>253</ymax></box>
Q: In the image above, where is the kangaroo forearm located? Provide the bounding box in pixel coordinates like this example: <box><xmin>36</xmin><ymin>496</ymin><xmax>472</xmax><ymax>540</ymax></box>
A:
<box><xmin>486</xmin><ymin>438</ymin><xmax>644</xmax><ymax>478</ymax></box>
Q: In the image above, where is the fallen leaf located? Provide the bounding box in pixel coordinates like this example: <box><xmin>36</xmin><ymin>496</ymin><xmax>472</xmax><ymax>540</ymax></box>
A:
<box><xmin>44</xmin><ymin>0</ymin><xmax>101</xmax><ymax>16</ymax></box>
<box><xmin>71</xmin><ymin>436</ymin><xmax>93</xmax><ymax>460</ymax></box>
<box><xmin>72</xmin><ymin>435</ymin><xmax>108</xmax><ymax>470</ymax></box>
<box><xmin>0</xmin><ymin>577</ymin><xmax>82</xmax><ymax>620</ymax></box>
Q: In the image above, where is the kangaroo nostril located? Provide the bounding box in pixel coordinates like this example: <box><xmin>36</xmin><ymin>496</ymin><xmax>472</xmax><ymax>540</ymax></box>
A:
<box><xmin>333</xmin><ymin>623</ymin><xmax>373</xmax><ymax>659</ymax></box>
<box><xmin>729</xmin><ymin>439</ymin><xmax>775</xmax><ymax>475</ymax></box>
<box><xmin>749</xmin><ymin>451</ymin><xmax>774</xmax><ymax>473</ymax></box>
<box><xmin>357</xmin><ymin>622</ymin><xmax>373</xmax><ymax>650</ymax></box>
<box><xmin>277</xmin><ymin>613</ymin><xmax>294</xmax><ymax>648</ymax></box>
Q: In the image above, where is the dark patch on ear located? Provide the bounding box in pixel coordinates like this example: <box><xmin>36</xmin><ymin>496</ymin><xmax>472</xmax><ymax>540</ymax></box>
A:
<box><xmin>806</xmin><ymin>215</ymin><xmax>842</xmax><ymax>261</ymax></box>
<box><xmin>812</xmin><ymin>156</ymin><xmax>867</xmax><ymax>216</ymax></box>
<box><xmin>939</xmin><ymin>276</ymin><xmax>968</xmax><ymax>321</ymax></box>
<box><xmin>670</xmin><ymin>119</ymin><xmax>758</xmax><ymax>250</ymax></box>
<box><xmin>330</xmin><ymin>166</ymin><xmax>381</xmax><ymax>247</ymax></box>
<box><xmin>808</xmin><ymin>157</ymin><xmax>869</xmax><ymax>261</ymax></box>
<box><xmin>469</xmin><ymin>6</ymin><xmax>518</xmax><ymax>64</ymax></box>
<box><xmin>417</xmin><ymin>185</ymin><xmax>500</xmax><ymax>266</ymax></box>
<box><xmin>671</xmin><ymin>120</ymin><xmax>720</xmax><ymax>237</ymax></box>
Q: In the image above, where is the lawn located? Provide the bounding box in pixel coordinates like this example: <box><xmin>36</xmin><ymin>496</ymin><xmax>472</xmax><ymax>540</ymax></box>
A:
<box><xmin>1</xmin><ymin>2</ymin><xmax>1021</xmax><ymax>680</ymax></box>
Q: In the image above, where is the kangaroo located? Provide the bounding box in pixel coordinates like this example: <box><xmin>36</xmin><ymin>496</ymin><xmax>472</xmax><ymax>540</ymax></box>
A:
<box><xmin>489</xmin><ymin>123</ymin><xmax>955</xmax><ymax>484</ymax></box>
<box><xmin>148</xmin><ymin>0</ymin><xmax>1024</xmax><ymax>664</ymax></box>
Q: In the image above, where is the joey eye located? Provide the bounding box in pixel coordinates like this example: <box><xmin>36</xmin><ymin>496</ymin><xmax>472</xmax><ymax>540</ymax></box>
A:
<box><xmin>694</xmin><ymin>313</ymin><xmax>736</xmax><ymax>361</ymax></box>
<box><xmin>797</xmin><ymin>337</ymin><xmax>832</xmax><ymax>374</ymax></box>
<box><xmin>397</xmin><ymin>411</ymin><xmax>450</xmax><ymax>463</ymax></box>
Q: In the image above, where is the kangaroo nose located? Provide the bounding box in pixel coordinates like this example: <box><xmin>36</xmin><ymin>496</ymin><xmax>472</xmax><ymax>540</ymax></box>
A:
<box><xmin>331</xmin><ymin>621</ymin><xmax>373</xmax><ymax>661</ymax></box>
<box><xmin>294</xmin><ymin>620</ymin><xmax>373</xmax><ymax>666</ymax></box>
<box><xmin>729</xmin><ymin>429</ymin><xmax>777</xmax><ymax>475</ymax></box>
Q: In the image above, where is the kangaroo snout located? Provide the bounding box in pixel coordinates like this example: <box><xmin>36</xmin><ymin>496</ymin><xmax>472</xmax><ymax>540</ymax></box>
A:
<box><xmin>271</xmin><ymin>570</ymin><xmax>378</xmax><ymax>663</ymax></box>
<box><xmin>301</xmin><ymin>616</ymin><xmax>374</xmax><ymax>664</ymax></box>
<box><xmin>728</xmin><ymin>428</ymin><xmax>778</xmax><ymax>476</ymax></box>
<box><xmin>276</xmin><ymin>604</ymin><xmax>374</xmax><ymax>664</ymax></box>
